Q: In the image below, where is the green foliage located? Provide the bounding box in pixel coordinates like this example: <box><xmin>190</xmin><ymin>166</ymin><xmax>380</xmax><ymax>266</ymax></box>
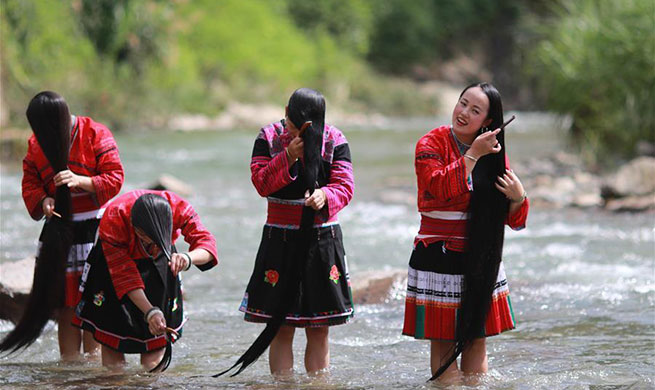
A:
<box><xmin>77</xmin><ymin>0</ymin><xmax>172</xmax><ymax>74</ymax></box>
<box><xmin>366</xmin><ymin>0</ymin><xmax>438</xmax><ymax>73</ymax></box>
<box><xmin>285</xmin><ymin>0</ymin><xmax>373</xmax><ymax>55</ymax></box>
<box><xmin>5</xmin><ymin>0</ymin><xmax>648</xmax><ymax>162</ymax></box>
<box><xmin>1</xmin><ymin>0</ymin><xmax>96</xmax><ymax>122</ymax></box>
<box><xmin>0</xmin><ymin>0</ymin><xmax>176</xmax><ymax>129</ymax></box>
<box><xmin>531</xmin><ymin>0</ymin><xmax>655</xmax><ymax>161</ymax></box>
<box><xmin>1</xmin><ymin>0</ymin><xmax>435</xmax><ymax>127</ymax></box>
<box><xmin>365</xmin><ymin>0</ymin><xmax>521</xmax><ymax>74</ymax></box>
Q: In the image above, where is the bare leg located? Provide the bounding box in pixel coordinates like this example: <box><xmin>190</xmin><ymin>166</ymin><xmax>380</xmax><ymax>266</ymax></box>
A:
<box><xmin>57</xmin><ymin>307</ymin><xmax>81</xmax><ymax>361</ymax></box>
<box><xmin>141</xmin><ymin>348</ymin><xmax>166</xmax><ymax>372</ymax></box>
<box><xmin>430</xmin><ymin>340</ymin><xmax>462</xmax><ymax>384</ymax></box>
<box><xmin>101</xmin><ymin>345</ymin><xmax>126</xmax><ymax>370</ymax></box>
<box><xmin>82</xmin><ymin>330</ymin><xmax>100</xmax><ymax>358</ymax></box>
<box><xmin>269</xmin><ymin>325</ymin><xmax>295</xmax><ymax>375</ymax></box>
<box><xmin>460</xmin><ymin>337</ymin><xmax>488</xmax><ymax>374</ymax></box>
<box><xmin>304</xmin><ymin>327</ymin><xmax>329</xmax><ymax>374</ymax></box>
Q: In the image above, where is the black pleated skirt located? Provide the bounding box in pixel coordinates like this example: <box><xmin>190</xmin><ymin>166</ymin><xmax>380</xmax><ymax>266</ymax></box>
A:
<box><xmin>239</xmin><ymin>224</ymin><xmax>354</xmax><ymax>327</ymax></box>
<box><xmin>73</xmin><ymin>241</ymin><xmax>184</xmax><ymax>353</ymax></box>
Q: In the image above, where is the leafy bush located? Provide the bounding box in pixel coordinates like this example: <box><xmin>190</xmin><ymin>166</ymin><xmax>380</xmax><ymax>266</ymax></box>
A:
<box><xmin>531</xmin><ymin>0</ymin><xmax>655</xmax><ymax>161</ymax></box>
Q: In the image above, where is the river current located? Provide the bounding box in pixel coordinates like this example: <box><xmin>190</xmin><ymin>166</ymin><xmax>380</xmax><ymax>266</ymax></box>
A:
<box><xmin>1</xmin><ymin>114</ymin><xmax>653</xmax><ymax>389</ymax></box>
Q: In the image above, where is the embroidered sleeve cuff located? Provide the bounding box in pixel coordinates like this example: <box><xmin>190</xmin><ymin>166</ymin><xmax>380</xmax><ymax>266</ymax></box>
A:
<box><xmin>29</xmin><ymin>195</ymin><xmax>47</xmax><ymax>220</ymax></box>
<box><xmin>188</xmin><ymin>243</ymin><xmax>218</xmax><ymax>271</ymax></box>
<box><xmin>508</xmin><ymin>197</ymin><xmax>530</xmax><ymax>230</ymax></box>
<box><xmin>321</xmin><ymin>187</ymin><xmax>338</xmax><ymax>221</ymax></box>
<box><xmin>451</xmin><ymin>158</ymin><xmax>473</xmax><ymax>197</ymax></box>
<box><xmin>274</xmin><ymin>151</ymin><xmax>296</xmax><ymax>183</ymax></box>
<box><xmin>91</xmin><ymin>175</ymin><xmax>105</xmax><ymax>203</ymax></box>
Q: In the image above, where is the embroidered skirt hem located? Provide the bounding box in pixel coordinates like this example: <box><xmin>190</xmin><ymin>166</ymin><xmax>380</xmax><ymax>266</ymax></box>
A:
<box><xmin>38</xmin><ymin>217</ymin><xmax>99</xmax><ymax>307</ymax></box>
<box><xmin>402</xmin><ymin>241</ymin><xmax>516</xmax><ymax>341</ymax></box>
<box><xmin>73</xmin><ymin>241</ymin><xmax>185</xmax><ymax>353</ymax></box>
<box><xmin>240</xmin><ymin>225</ymin><xmax>354</xmax><ymax>328</ymax></box>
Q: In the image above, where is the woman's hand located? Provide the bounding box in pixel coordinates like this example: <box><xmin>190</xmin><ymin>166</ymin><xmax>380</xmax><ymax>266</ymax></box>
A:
<box><xmin>305</xmin><ymin>189</ymin><xmax>326</xmax><ymax>210</ymax></box>
<box><xmin>54</xmin><ymin>170</ymin><xmax>82</xmax><ymax>188</ymax></box>
<box><xmin>168</xmin><ymin>253</ymin><xmax>190</xmax><ymax>276</ymax></box>
<box><xmin>468</xmin><ymin>128</ymin><xmax>502</xmax><ymax>159</ymax></box>
<box><xmin>495</xmin><ymin>169</ymin><xmax>525</xmax><ymax>203</ymax></box>
<box><xmin>286</xmin><ymin>137</ymin><xmax>304</xmax><ymax>164</ymax></box>
<box><xmin>42</xmin><ymin>197</ymin><xmax>55</xmax><ymax>218</ymax></box>
<box><xmin>147</xmin><ymin>311</ymin><xmax>167</xmax><ymax>336</ymax></box>
<box><xmin>53</xmin><ymin>170</ymin><xmax>95</xmax><ymax>192</ymax></box>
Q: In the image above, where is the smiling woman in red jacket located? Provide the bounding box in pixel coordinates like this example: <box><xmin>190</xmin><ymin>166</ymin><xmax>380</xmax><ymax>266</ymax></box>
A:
<box><xmin>403</xmin><ymin>83</ymin><xmax>529</xmax><ymax>384</ymax></box>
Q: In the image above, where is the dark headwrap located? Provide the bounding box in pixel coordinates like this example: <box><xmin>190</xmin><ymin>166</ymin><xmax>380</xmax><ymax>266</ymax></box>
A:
<box><xmin>214</xmin><ymin>88</ymin><xmax>326</xmax><ymax>377</ymax></box>
<box><xmin>430</xmin><ymin>83</ymin><xmax>508</xmax><ymax>381</ymax></box>
<box><xmin>1</xmin><ymin>91</ymin><xmax>73</xmax><ymax>354</ymax></box>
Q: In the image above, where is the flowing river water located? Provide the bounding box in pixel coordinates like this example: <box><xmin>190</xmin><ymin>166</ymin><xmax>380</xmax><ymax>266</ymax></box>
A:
<box><xmin>0</xmin><ymin>114</ymin><xmax>653</xmax><ymax>389</ymax></box>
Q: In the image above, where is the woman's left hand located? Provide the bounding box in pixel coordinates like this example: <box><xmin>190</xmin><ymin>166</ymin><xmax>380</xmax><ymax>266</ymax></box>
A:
<box><xmin>305</xmin><ymin>189</ymin><xmax>326</xmax><ymax>210</ymax></box>
<box><xmin>495</xmin><ymin>169</ymin><xmax>525</xmax><ymax>202</ymax></box>
<box><xmin>148</xmin><ymin>311</ymin><xmax>167</xmax><ymax>336</ymax></box>
<box><xmin>168</xmin><ymin>253</ymin><xmax>189</xmax><ymax>276</ymax></box>
<box><xmin>53</xmin><ymin>170</ymin><xmax>82</xmax><ymax>188</ymax></box>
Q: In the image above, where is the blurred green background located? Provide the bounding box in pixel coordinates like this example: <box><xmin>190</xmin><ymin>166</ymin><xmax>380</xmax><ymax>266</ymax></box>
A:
<box><xmin>1</xmin><ymin>0</ymin><xmax>653</xmax><ymax>163</ymax></box>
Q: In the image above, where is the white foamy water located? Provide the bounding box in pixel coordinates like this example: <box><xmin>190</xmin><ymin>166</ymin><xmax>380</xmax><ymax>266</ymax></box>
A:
<box><xmin>1</xmin><ymin>124</ymin><xmax>653</xmax><ymax>389</ymax></box>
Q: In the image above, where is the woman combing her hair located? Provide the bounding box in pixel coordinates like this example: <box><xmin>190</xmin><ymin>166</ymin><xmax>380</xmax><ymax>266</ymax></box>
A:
<box><xmin>216</xmin><ymin>88</ymin><xmax>354</xmax><ymax>378</ymax></box>
<box><xmin>402</xmin><ymin>82</ymin><xmax>529</xmax><ymax>384</ymax></box>
<box><xmin>1</xmin><ymin>91</ymin><xmax>124</xmax><ymax>360</ymax></box>
<box><xmin>73</xmin><ymin>190</ymin><xmax>219</xmax><ymax>371</ymax></box>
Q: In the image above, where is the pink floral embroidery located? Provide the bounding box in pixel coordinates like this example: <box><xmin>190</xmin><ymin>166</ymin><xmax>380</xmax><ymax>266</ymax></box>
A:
<box><xmin>264</xmin><ymin>270</ymin><xmax>279</xmax><ymax>287</ymax></box>
<box><xmin>329</xmin><ymin>265</ymin><xmax>340</xmax><ymax>284</ymax></box>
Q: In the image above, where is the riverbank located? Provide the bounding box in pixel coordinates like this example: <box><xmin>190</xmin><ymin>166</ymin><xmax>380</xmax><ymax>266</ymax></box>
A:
<box><xmin>2</xmin><ymin>110</ymin><xmax>653</xmax><ymax>213</ymax></box>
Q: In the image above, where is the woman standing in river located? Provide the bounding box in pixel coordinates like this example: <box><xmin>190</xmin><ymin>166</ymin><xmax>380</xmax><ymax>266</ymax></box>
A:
<box><xmin>0</xmin><ymin>91</ymin><xmax>124</xmax><ymax>360</ymax></box>
<box><xmin>402</xmin><ymin>82</ymin><xmax>529</xmax><ymax>383</ymax></box>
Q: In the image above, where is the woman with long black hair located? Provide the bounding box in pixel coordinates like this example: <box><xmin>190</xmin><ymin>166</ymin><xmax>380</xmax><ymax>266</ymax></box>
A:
<box><xmin>402</xmin><ymin>83</ymin><xmax>529</xmax><ymax>383</ymax></box>
<box><xmin>218</xmin><ymin>88</ymin><xmax>354</xmax><ymax>377</ymax></box>
<box><xmin>0</xmin><ymin>91</ymin><xmax>124</xmax><ymax>360</ymax></box>
<box><xmin>73</xmin><ymin>190</ymin><xmax>219</xmax><ymax>371</ymax></box>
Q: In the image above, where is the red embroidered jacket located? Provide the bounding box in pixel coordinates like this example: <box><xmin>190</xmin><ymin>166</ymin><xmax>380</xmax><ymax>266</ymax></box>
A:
<box><xmin>21</xmin><ymin>116</ymin><xmax>124</xmax><ymax>220</ymax></box>
<box><xmin>415</xmin><ymin>125</ymin><xmax>529</xmax><ymax>251</ymax></box>
<box><xmin>99</xmin><ymin>190</ymin><xmax>219</xmax><ymax>299</ymax></box>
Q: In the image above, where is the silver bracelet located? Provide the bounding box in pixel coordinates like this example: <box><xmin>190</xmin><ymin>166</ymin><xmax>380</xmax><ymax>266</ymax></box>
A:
<box><xmin>464</xmin><ymin>154</ymin><xmax>478</xmax><ymax>163</ymax></box>
<box><xmin>182</xmin><ymin>253</ymin><xmax>192</xmax><ymax>271</ymax></box>
<box><xmin>144</xmin><ymin>306</ymin><xmax>163</xmax><ymax>323</ymax></box>
<box><xmin>511</xmin><ymin>191</ymin><xmax>528</xmax><ymax>203</ymax></box>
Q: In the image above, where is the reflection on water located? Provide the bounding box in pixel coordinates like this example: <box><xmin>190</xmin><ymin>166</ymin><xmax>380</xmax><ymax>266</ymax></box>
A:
<box><xmin>1</xmin><ymin>117</ymin><xmax>653</xmax><ymax>389</ymax></box>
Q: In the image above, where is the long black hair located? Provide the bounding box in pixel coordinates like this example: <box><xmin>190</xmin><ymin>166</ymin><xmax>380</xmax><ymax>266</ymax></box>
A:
<box><xmin>431</xmin><ymin>82</ymin><xmax>508</xmax><ymax>380</ymax></box>
<box><xmin>214</xmin><ymin>88</ymin><xmax>326</xmax><ymax>377</ymax></box>
<box><xmin>0</xmin><ymin>91</ymin><xmax>73</xmax><ymax>353</ymax></box>
<box><xmin>131</xmin><ymin>193</ymin><xmax>176</xmax><ymax>372</ymax></box>
<box><xmin>131</xmin><ymin>193</ymin><xmax>174</xmax><ymax>262</ymax></box>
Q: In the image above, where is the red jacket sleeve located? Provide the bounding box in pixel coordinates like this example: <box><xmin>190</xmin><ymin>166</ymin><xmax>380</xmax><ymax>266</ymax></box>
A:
<box><xmin>102</xmin><ymin>239</ymin><xmax>145</xmax><ymax>300</ymax></box>
<box><xmin>507</xmin><ymin>198</ymin><xmax>529</xmax><ymax>230</ymax></box>
<box><xmin>504</xmin><ymin>154</ymin><xmax>529</xmax><ymax>230</ymax></box>
<box><xmin>320</xmin><ymin>142</ymin><xmax>354</xmax><ymax>221</ymax></box>
<box><xmin>21</xmin><ymin>140</ymin><xmax>48</xmax><ymax>220</ymax></box>
<box><xmin>99</xmin><ymin>207</ymin><xmax>145</xmax><ymax>300</ymax></box>
<box><xmin>91</xmin><ymin>127</ymin><xmax>124</xmax><ymax>205</ymax></box>
<box><xmin>170</xmin><ymin>193</ymin><xmax>218</xmax><ymax>271</ymax></box>
<box><xmin>415</xmin><ymin>135</ymin><xmax>472</xmax><ymax>201</ymax></box>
